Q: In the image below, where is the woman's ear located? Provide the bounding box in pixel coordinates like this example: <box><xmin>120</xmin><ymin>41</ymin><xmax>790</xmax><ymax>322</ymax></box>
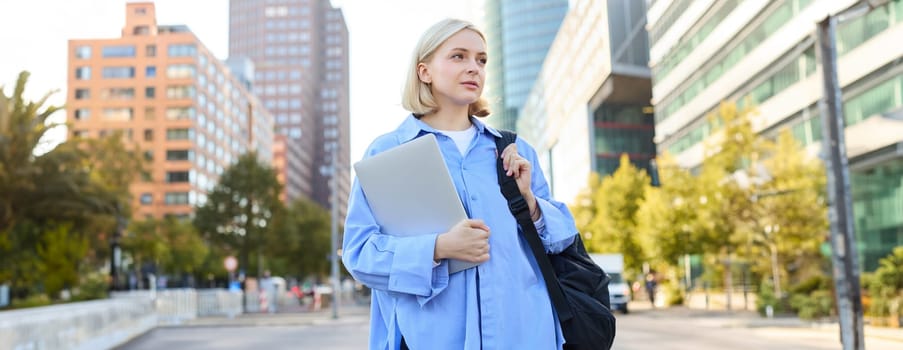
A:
<box><xmin>417</xmin><ymin>63</ymin><xmax>432</xmax><ymax>84</ymax></box>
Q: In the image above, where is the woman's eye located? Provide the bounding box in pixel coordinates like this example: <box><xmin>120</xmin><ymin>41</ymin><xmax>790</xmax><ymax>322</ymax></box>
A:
<box><xmin>451</xmin><ymin>54</ymin><xmax>463</xmax><ymax>60</ymax></box>
<box><xmin>479</xmin><ymin>58</ymin><xmax>487</xmax><ymax>64</ymax></box>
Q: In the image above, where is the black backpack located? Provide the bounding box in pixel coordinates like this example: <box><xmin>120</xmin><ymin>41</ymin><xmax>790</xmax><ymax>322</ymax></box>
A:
<box><xmin>494</xmin><ymin>130</ymin><xmax>616</xmax><ymax>350</ymax></box>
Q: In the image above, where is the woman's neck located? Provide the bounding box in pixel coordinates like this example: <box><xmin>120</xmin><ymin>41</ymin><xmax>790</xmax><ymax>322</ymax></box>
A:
<box><xmin>420</xmin><ymin>105</ymin><xmax>471</xmax><ymax>131</ymax></box>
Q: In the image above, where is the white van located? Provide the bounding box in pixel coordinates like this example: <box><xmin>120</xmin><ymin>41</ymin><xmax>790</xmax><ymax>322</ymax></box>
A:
<box><xmin>589</xmin><ymin>254</ymin><xmax>629</xmax><ymax>314</ymax></box>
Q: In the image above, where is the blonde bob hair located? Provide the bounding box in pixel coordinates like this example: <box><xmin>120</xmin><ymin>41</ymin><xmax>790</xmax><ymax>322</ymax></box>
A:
<box><xmin>402</xmin><ymin>18</ymin><xmax>491</xmax><ymax>117</ymax></box>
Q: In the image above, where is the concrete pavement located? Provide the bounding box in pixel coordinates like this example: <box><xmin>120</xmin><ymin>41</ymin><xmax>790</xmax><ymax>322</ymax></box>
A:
<box><xmin>179</xmin><ymin>304</ymin><xmax>371</xmax><ymax>328</ymax></box>
<box><xmin>627</xmin><ymin>300</ymin><xmax>903</xmax><ymax>345</ymax></box>
<box><xmin>118</xmin><ymin>300</ymin><xmax>903</xmax><ymax>349</ymax></box>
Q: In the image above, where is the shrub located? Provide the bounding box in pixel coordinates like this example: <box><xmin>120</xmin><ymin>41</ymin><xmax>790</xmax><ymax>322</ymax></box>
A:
<box><xmin>72</xmin><ymin>272</ymin><xmax>109</xmax><ymax>301</ymax></box>
<box><xmin>11</xmin><ymin>293</ymin><xmax>51</xmax><ymax>309</ymax></box>
<box><xmin>756</xmin><ymin>279</ymin><xmax>789</xmax><ymax>316</ymax></box>
<box><xmin>790</xmin><ymin>290</ymin><xmax>834</xmax><ymax>320</ymax></box>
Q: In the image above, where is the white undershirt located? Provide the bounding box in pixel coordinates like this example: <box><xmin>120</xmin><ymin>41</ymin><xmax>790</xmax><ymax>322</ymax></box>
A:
<box><xmin>440</xmin><ymin>125</ymin><xmax>478</xmax><ymax>156</ymax></box>
<box><xmin>432</xmin><ymin>124</ymin><xmax>546</xmax><ymax>269</ymax></box>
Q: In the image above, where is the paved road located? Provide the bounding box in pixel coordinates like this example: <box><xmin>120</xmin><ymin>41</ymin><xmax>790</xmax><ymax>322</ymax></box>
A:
<box><xmin>615</xmin><ymin>307</ymin><xmax>902</xmax><ymax>350</ymax></box>
<box><xmin>117</xmin><ymin>318</ymin><xmax>369</xmax><ymax>349</ymax></box>
<box><xmin>118</xmin><ymin>304</ymin><xmax>902</xmax><ymax>349</ymax></box>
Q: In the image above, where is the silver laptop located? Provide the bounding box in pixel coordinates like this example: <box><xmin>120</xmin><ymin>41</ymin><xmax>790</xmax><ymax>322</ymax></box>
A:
<box><xmin>353</xmin><ymin>133</ymin><xmax>479</xmax><ymax>273</ymax></box>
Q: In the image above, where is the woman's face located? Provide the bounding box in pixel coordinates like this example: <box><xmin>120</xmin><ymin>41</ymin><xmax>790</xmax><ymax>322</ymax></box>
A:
<box><xmin>419</xmin><ymin>29</ymin><xmax>487</xmax><ymax>109</ymax></box>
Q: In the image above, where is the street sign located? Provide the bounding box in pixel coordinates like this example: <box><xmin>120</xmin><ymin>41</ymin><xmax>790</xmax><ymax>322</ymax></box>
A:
<box><xmin>224</xmin><ymin>256</ymin><xmax>238</xmax><ymax>272</ymax></box>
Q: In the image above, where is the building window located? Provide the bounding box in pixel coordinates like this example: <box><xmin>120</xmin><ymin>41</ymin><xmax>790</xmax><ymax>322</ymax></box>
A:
<box><xmin>146</xmin><ymin>44</ymin><xmax>156</xmax><ymax>57</ymax></box>
<box><xmin>74</xmin><ymin>88</ymin><xmax>90</xmax><ymax>100</ymax></box>
<box><xmin>73</xmin><ymin>108</ymin><xmax>90</xmax><ymax>121</ymax></box>
<box><xmin>144</xmin><ymin>129</ymin><xmax>153</xmax><ymax>141</ymax></box>
<box><xmin>140</xmin><ymin>193</ymin><xmax>153</xmax><ymax>205</ymax></box>
<box><xmin>145</xmin><ymin>86</ymin><xmax>155</xmax><ymax>98</ymax></box>
<box><xmin>166</xmin><ymin>64</ymin><xmax>196</xmax><ymax>78</ymax></box>
<box><xmin>164</xmin><ymin>192</ymin><xmax>190</xmax><ymax>205</ymax></box>
<box><xmin>101</xmin><ymin>45</ymin><xmax>136</xmax><ymax>58</ymax></box>
<box><xmin>265</xmin><ymin>6</ymin><xmax>289</xmax><ymax>17</ymax></box>
<box><xmin>100</xmin><ymin>87</ymin><xmax>135</xmax><ymax>100</ymax></box>
<box><xmin>133</xmin><ymin>26</ymin><xmax>150</xmax><ymax>35</ymax></box>
<box><xmin>166</xmin><ymin>128</ymin><xmax>193</xmax><ymax>140</ymax></box>
<box><xmin>102</xmin><ymin>66</ymin><xmax>136</xmax><ymax>79</ymax></box>
<box><xmin>146</xmin><ymin>66</ymin><xmax>156</xmax><ymax>78</ymax></box>
<box><xmin>75</xmin><ymin>67</ymin><xmax>91</xmax><ymax>80</ymax></box>
<box><xmin>166</xmin><ymin>85</ymin><xmax>195</xmax><ymax>99</ymax></box>
<box><xmin>135</xmin><ymin>7</ymin><xmax>147</xmax><ymax>15</ymax></box>
<box><xmin>72</xmin><ymin>130</ymin><xmax>89</xmax><ymax>138</ymax></box>
<box><xmin>75</xmin><ymin>46</ymin><xmax>91</xmax><ymax>59</ymax></box>
<box><xmin>166</xmin><ymin>107</ymin><xmax>195</xmax><ymax>120</ymax></box>
<box><xmin>166</xmin><ymin>149</ymin><xmax>192</xmax><ymax>161</ymax></box>
<box><xmin>168</xmin><ymin>44</ymin><xmax>197</xmax><ymax>57</ymax></box>
<box><xmin>166</xmin><ymin>171</ymin><xmax>190</xmax><ymax>183</ymax></box>
<box><xmin>144</xmin><ymin>107</ymin><xmax>155</xmax><ymax>120</ymax></box>
<box><xmin>102</xmin><ymin>108</ymin><xmax>134</xmax><ymax>121</ymax></box>
<box><xmin>143</xmin><ymin>150</ymin><xmax>153</xmax><ymax>161</ymax></box>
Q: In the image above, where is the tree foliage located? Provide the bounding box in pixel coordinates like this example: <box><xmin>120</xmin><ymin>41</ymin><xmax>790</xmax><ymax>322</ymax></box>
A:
<box><xmin>574</xmin><ymin>154</ymin><xmax>649</xmax><ymax>277</ymax></box>
<box><xmin>123</xmin><ymin>217</ymin><xmax>208</xmax><ymax>283</ymax></box>
<box><xmin>576</xmin><ymin>101</ymin><xmax>830</xmax><ymax>308</ymax></box>
<box><xmin>267</xmin><ymin>197</ymin><xmax>333</xmax><ymax>279</ymax></box>
<box><xmin>0</xmin><ymin>71</ymin><xmax>143</xmax><ymax>302</ymax></box>
<box><xmin>37</xmin><ymin>223</ymin><xmax>88</xmax><ymax>299</ymax></box>
<box><xmin>194</xmin><ymin>152</ymin><xmax>283</xmax><ymax>278</ymax></box>
<box><xmin>867</xmin><ymin>247</ymin><xmax>903</xmax><ymax>317</ymax></box>
<box><xmin>756</xmin><ymin>130</ymin><xmax>828</xmax><ymax>286</ymax></box>
<box><xmin>636</xmin><ymin>154</ymin><xmax>703</xmax><ymax>267</ymax></box>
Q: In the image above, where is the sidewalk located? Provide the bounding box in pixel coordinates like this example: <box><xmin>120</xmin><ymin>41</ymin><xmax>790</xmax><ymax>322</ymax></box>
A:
<box><xmin>629</xmin><ymin>301</ymin><xmax>903</xmax><ymax>343</ymax></box>
<box><xmin>179</xmin><ymin>304</ymin><xmax>370</xmax><ymax>328</ymax></box>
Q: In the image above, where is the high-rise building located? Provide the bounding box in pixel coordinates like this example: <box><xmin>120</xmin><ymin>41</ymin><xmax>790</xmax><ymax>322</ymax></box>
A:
<box><xmin>647</xmin><ymin>0</ymin><xmax>903</xmax><ymax>270</ymax></box>
<box><xmin>67</xmin><ymin>2</ymin><xmax>274</xmax><ymax>220</ymax></box>
<box><xmin>518</xmin><ymin>0</ymin><xmax>654</xmax><ymax>202</ymax></box>
<box><xmin>483</xmin><ymin>0</ymin><xmax>569</xmax><ymax>131</ymax></box>
<box><xmin>272</xmin><ymin>134</ymin><xmax>306</xmax><ymax>203</ymax></box>
<box><xmin>229</xmin><ymin>0</ymin><xmax>350</xmax><ymax>217</ymax></box>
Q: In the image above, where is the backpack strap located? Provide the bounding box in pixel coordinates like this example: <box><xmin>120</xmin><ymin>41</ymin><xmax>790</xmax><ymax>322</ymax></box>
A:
<box><xmin>493</xmin><ymin>130</ymin><xmax>573</xmax><ymax>322</ymax></box>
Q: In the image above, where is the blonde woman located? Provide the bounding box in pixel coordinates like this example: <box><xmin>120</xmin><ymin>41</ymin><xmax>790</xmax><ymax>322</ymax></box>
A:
<box><xmin>342</xmin><ymin>18</ymin><xmax>578</xmax><ymax>350</ymax></box>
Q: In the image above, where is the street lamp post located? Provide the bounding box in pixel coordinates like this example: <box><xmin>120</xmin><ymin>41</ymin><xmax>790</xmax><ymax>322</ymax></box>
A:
<box><xmin>814</xmin><ymin>1</ymin><xmax>888</xmax><ymax>347</ymax></box>
<box><xmin>110</xmin><ymin>203</ymin><xmax>126</xmax><ymax>291</ymax></box>
<box><xmin>328</xmin><ymin>149</ymin><xmax>341</xmax><ymax>320</ymax></box>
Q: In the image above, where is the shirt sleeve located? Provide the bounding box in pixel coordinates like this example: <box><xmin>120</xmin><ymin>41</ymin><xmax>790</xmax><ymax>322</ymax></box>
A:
<box><xmin>519</xmin><ymin>138</ymin><xmax>577</xmax><ymax>254</ymax></box>
<box><xmin>341</xmin><ymin>176</ymin><xmax>450</xmax><ymax>305</ymax></box>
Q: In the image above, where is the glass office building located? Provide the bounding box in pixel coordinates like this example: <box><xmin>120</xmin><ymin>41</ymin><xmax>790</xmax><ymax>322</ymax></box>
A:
<box><xmin>648</xmin><ymin>0</ymin><xmax>903</xmax><ymax>270</ymax></box>
<box><xmin>483</xmin><ymin>0</ymin><xmax>569</xmax><ymax>131</ymax></box>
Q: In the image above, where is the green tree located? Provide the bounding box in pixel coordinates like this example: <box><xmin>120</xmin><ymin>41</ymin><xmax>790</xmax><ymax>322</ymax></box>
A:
<box><xmin>578</xmin><ymin>154</ymin><xmax>649</xmax><ymax>277</ymax></box>
<box><xmin>0</xmin><ymin>71</ymin><xmax>143</xmax><ymax>261</ymax></box>
<box><xmin>267</xmin><ymin>197</ymin><xmax>332</xmax><ymax>279</ymax></box>
<box><xmin>1</xmin><ymin>72</ymin><xmax>141</xmax><ymax>301</ymax></box>
<box><xmin>122</xmin><ymin>218</ymin><xmax>171</xmax><ymax>285</ymax></box>
<box><xmin>37</xmin><ymin>223</ymin><xmax>88</xmax><ymax>299</ymax></box>
<box><xmin>695</xmin><ymin>102</ymin><xmax>765</xmax><ymax>294</ymax></box>
<box><xmin>867</xmin><ymin>247</ymin><xmax>903</xmax><ymax>317</ymax></box>
<box><xmin>161</xmin><ymin>217</ymin><xmax>209</xmax><ymax>276</ymax></box>
<box><xmin>636</xmin><ymin>154</ymin><xmax>704</xmax><ymax>268</ymax></box>
<box><xmin>124</xmin><ymin>217</ymin><xmax>208</xmax><ymax>283</ymax></box>
<box><xmin>755</xmin><ymin>130</ymin><xmax>828</xmax><ymax>291</ymax></box>
<box><xmin>194</xmin><ymin>152</ymin><xmax>283</xmax><ymax>278</ymax></box>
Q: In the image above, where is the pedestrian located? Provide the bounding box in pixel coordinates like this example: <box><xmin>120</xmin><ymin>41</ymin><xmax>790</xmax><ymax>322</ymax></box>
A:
<box><xmin>645</xmin><ymin>271</ymin><xmax>658</xmax><ymax>307</ymax></box>
<box><xmin>342</xmin><ymin>18</ymin><xmax>579</xmax><ymax>350</ymax></box>
<box><xmin>260</xmin><ymin>270</ymin><xmax>277</xmax><ymax>314</ymax></box>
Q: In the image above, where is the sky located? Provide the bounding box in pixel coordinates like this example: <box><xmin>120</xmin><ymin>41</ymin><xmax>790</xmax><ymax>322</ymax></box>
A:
<box><xmin>0</xmin><ymin>0</ymin><xmax>483</xmax><ymax>164</ymax></box>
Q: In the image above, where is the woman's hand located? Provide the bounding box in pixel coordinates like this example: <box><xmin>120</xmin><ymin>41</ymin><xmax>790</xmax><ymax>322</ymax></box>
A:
<box><xmin>500</xmin><ymin>143</ymin><xmax>539</xmax><ymax>218</ymax></box>
<box><xmin>434</xmin><ymin>219</ymin><xmax>491</xmax><ymax>263</ymax></box>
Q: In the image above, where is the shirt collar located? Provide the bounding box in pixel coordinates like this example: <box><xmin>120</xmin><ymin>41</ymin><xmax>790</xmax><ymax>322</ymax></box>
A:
<box><xmin>395</xmin><ymin>113</ymin><xmax>503</xmax><ymax>143</ymax></box>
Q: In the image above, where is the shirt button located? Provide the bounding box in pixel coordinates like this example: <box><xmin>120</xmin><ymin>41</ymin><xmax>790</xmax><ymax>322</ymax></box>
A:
<box><xmin>471</xmin><ymin>195</ymin><xmax>477</xmax><ymax>201</ymax></box>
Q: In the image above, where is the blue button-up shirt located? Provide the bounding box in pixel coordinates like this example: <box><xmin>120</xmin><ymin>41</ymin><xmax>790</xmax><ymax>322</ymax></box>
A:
<box><xmin>342</xmin><ymin>115</ymin><xmax>578</xmax><ymax>350</ymax></box>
